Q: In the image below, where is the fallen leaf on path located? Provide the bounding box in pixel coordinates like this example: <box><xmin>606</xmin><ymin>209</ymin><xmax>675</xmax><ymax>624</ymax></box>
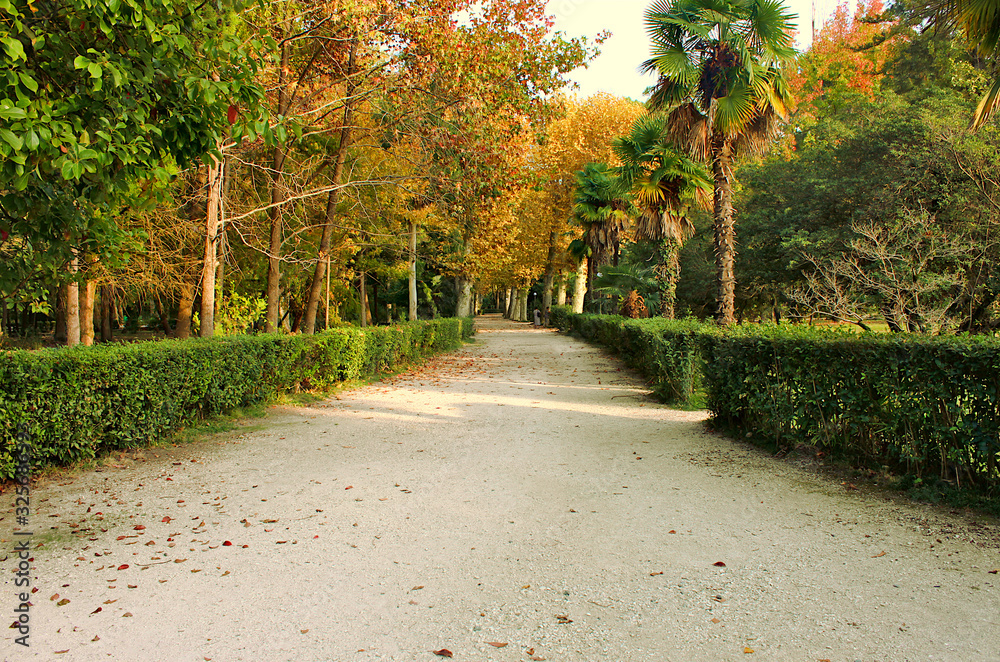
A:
<box><xmin>162</xmin><ymin>516</ymin><xmax>172</xmax><ymax>523</ymax></box>
<box><xmin>872</xmin><ymin>551</ymin><xmax>886</xmax><ymax>558</ymax></box>
<box><xmin>431</xmin><ymin>649</ymin><xmax>453</xmax><ymax>658</ymax></box>
<box><xmin>487</xmin><ymin>642</ymin><xmax>507</xmax><ymax>647</ymax></box>
<box><xmin>223</xmin><ymin>541</ymin><xmax>232</xmax><ymax>546</ymax></box>
<box><xmin>50</xmin><ymin>594</ymin><xmax>59</xmax><ymax>601</ymax></box>
<box><xmin>103</xmin><ymin>599</ymin><xmax>117</xmax><ymax>604</ymax></box>
<box><xmin>649</xmin><ymin>571</ymin><xmax>663</xmax><ymax>576</ymax></box>
<box><xmin>56</xmin><ymin>599</ymin><xmax>70</xmax><ymax>606</ymax></box>
<box><xmin>711</xmin><ymin>618</ymin><xmax>720</xmax><ymax>623</ymax></box>
<box><xmin>555</xmin><ymin>614</ymin><xmax>573</xmax><ymax>624</ymax></box>
<box><xmin>91</xmin><ymin>607</ymin><xmax>102</xmax><ymax>614</ymax></box>
<box><xmin>54</xmin><ymin>651</ymin><xmax>69</xmax><ymax>655</ymax></box>
<box><xmin>744</xmin><ymin>647</ymin><xmax>754</xmax><ymax>654</ymax></box>
<box><xmin>713</xmin><ymin>561</ymin><xmax>727</xmax><ymax>567</ymax></box>
<box><xmin>92</xmin><ymin>636</ymin><xmax>100</xmax><ymax>641</ymax></box>
<box><xmin>117</xmin><ymin>564</ymin><xmax>129</xmax><ymax>570</ymax></box>
<box><xmin>988</xmin><ymin>569</ymin><xmax>997</xmax><ymax>574</ymax></box>
<box><xmin>300</xmin><ymin>629</ymin><xmax>309</xmax><ymax>634</ymax></box>
<box><xmin>412</xmin><ymin>585</ymin><xmax>424</xmax><ymax>590</ymax></box>
<box><xmin>122</xmin><ymin>612</ymin><xmax>133</xmax><ymax>618</ymax></box>
<box><xmin>668</xmin><ymin>530</ymin><xmax>676</xmax><ymax>534</ymax></box>
<box><xmin>133</xmin><ymin>525</ymin><xmax>145</xmax><ymax>530</ymax></box>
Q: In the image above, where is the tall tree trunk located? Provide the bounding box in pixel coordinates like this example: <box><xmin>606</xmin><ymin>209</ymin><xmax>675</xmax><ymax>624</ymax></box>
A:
<box><xmin>370</xmin><ymin>277</ymin><xmax>379</xmax><ymax>325</ymax></box>
<box><xmin>556</xmin><ymin>275</ymin><xmax>567</xmax><ymax>306</ymax></box>
<box><xmin>358</xmin><ymin>270</ymin><xmax>369</xmax><ymax>327</ymax></box>
<box><xmin>656</xmin><ymin>238</ymin><xmax>681</xmax><ymax>319</ymax></box>
<box><xmin>712</xmin><ymin>136</ymin><xmax>737</xmax><ymax>326</ymax></box>
<box><xmin>541</xmin><ymin>230</ymin><xmax>556</xmax><ymax>318</ymax></box>
<box><xmin>80</xmin><ymin>276</ymin><xmax>96</xmax><ymax>346</ymax></box>
<box><xmin>175</xmin><ymin>283</ymin><xmax>195</xmax><ymax>339</ymax></box>
<box><xmin>455</xmin><ymin>277</ymin><xmax>473</xmax><ymax>318</ymax></box>
<box><xmin>200</xmin><ymin>152</ymin><xmax>224</xmax><ymax>337</ymax></box>
<box><xmin>265</xmin><ymin>24</ymin><xmax>291</xmax><ymax>333</ymax></box>
<box><xmin>408</xmin><ymin>220</ymin><xmax>418</xmax><ymax>321</ymax></box>
<box><xmin>517</xmin><ymin>288</ymin><xmax>529</xmax><ymax>322</ymax></box>
<box><xmin>66</xmin><ymin>257</ymin><xmax>80</xmax><ymax>346</ymax></box>
<box><xmin>303</xmin><ymin>39</ymin><xmax>359</xmax><ymax>334</ymax></box>
<box><xmin>505</xmin><ymin>288</ymin><xmax>517</xmax><ymax>319</ymax></box>
<box><xmin>99</xmin><ymin>285</ymin><xmax>114</xmax><ymax>342</ymax></box>
<box><xmin>572</xmin><ymin>258</ymin><xmax>587</xmax><ymax>314</ymax></box>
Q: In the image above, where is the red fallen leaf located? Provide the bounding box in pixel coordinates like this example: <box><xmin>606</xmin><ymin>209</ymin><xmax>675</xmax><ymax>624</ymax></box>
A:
<box><xmin>92</xmin><ymin>635</ymin><xmax>100</xmax><ymax>641</ymax></box>
<box><xmin>117</xmin><ymin>564</ymin><xmax>129</xmax><ymax>570</ymax></box>
<box><xmin>487</xmin><ymin>642</ymin><xmax>508</xmax><ymax>647</ymax></box>
<box><xmin>134</xmin><ymin>525</ymin><xmax>145</xmax><ymax>530</ymax></box>
<box><xmin>162</xmin><ymin>516</ymin><xmax>172</xmax><ymax>523</ymax></box>
<box><xmin>872</xmin><ymin>551</ymin><xmax>886</xmax><ymax>558</ymax></box>
<box><xmin>50</xmin><ymin>594</ymin><xmax>59</xmax><ymax>601</ymax></box>
<box><xmin>668</xmin><ymin>530</ymin><xmax>676</xmax><ymax>534</ymax></box>
<box><xmin>713</xmin><ymin>561</ymin><xmax>727</xmax><ymax>567</ymax></box>
<box><xmin>989</xmin><ymin>569</ymin><xmax>998</xmax><ymax>574</ymax></box>
<box><xmin>55</xmin><ymin>651</ymin><xmax>70</xmax><ymax>654</ymax></box>
<box><xmin>91</xmin><ymin>607</ymin><xmax>102</xmax><ymax>614</ymax></box>
<box><xmin>432</xmin><ymin>650</ymin><xmax>453</xmax><ymax>658</ymax></box>
<box><xmin>227</xmin><ymin>104</ymin><xmax>238</xmax><ymax>124</ymax></box>
<box><xmin>103</xmin><ymin>599</ymin><xmax>117</xmax><ymax>604</ymax></box>
<box><xmin>649</xmin><ymin>571</ymin><xmax>663</xmax><ymax>576</ymax></box>
<box><xmin>345</xmin><ymin>486</ymin><xmax>353</xmax><ymax>490</ymax></box>
<box><xmin>242</xmin><ymin>545</ymin><xmax>249</xmax><ymax>548</ymax></box>
<box><xmin>222</xmin><ymin>541</ymin><xmax>232</xmax><ymax>546</ymax></box>
<box><xmin>711</xmin><ymin>617</ymin><xmax>720</xmax><ymax>624</ymax></box>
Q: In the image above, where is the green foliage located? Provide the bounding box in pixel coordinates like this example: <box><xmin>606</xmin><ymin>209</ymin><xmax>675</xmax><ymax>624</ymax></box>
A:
<box><xmin>0</xmin><ymin>0</ymin><xmax>265</xmax><ymax>293</ymax></box>
<box><xmin>0</xmin><ymin>318</ymin><xmax>474</xmax><ymax>478</ymax></box>
<box><xmin>700</xmin><ymin>325</ymin><xmax>1000</xmax><ymax>493</ymax></box>
<box><xmin>548</xmin><ymin>304</ymin><xmax>572</xmax><ymax>330</ymax></box>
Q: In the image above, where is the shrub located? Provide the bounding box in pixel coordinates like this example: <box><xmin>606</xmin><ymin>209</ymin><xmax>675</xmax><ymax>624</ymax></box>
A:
<box><xmin>0</xmin><ymin>318</ymin><xmax>473</xmax><ymax>479</ymax></box>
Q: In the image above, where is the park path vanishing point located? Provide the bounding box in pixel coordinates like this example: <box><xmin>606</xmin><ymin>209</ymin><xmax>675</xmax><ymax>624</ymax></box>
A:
<box><xmin>3</xmin><ymin>314</ymin><xmax>999</xmax><ymax>662</ymax></box>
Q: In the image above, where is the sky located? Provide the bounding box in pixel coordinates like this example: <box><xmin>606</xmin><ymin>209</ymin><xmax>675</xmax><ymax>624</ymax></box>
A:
<box><xmin>545</xmin><ymin>0</ymin><xmax>857</xmax><ymax>100</ymax></box>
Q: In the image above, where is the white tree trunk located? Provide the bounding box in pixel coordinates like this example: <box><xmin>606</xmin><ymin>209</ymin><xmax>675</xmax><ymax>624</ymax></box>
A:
<box><xmin>517</xmin><ymin>288</ymin><xmax>529</xmax><ymax>322</ymax></box>
<box><xmin>556</xmin><ymin>274</ymin><xmax>567</xmax><ymax>306</ymax></box>
<box><xmin>408</xmin><ymin>221</ymin><xmax>418</xmax><ymax>321</ymax></box>
<box><xmin>66</xmin><ymin>257</ymin><xmax>80</xmax><ymax>346</ymax></box>
<box><xmin>200</xmin><ymin>153</ymin><xmax>223</xmax><ymax>337</ymax></box>
<box><xmin>572</xmin><ymin>259</ymin><xmax>587</xmax><ymax>314</ymax></box>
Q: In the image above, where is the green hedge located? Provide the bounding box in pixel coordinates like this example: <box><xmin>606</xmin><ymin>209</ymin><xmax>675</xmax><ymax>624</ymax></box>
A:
<box><xmin>700</xmin><ymin>325</ymin><xmax>1000</xmax><ymax>489</ymax></box>
<box><xmin>0</xmin><ymin>318</ymin><xmax>475</xmax><ymax>479</ymax></box>
<box><xmin>557</xmin><ymin>312</ymin><xmax>1000</xmax><ymax>492</ymax></box>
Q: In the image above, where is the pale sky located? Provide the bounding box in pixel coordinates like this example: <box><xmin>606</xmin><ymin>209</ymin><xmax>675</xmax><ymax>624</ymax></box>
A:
<box><xmin>546</xmin><ymin>0</ymin><xmax>856</xmax><ymax>100</ymax></box>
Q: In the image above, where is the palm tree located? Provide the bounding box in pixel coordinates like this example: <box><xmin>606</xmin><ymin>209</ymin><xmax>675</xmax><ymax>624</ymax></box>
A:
<box><xmin>572</xmin><ymin>162</ymin><xmax>632</xmax><ymax>311</ymax></box>
<box><xmin>643</xmin><ymin>0</ymin><xmax>797</xmax><ymax>324</ymax></box>
<box><xmin>613</xmin><ymin>113</ymin><xmax>711</xmax><ymax>318</ymax></box>
<box><xmin>930</xmin><ymin>0</ymin><xmax>1000</xmax><ymax>128</ymax></box>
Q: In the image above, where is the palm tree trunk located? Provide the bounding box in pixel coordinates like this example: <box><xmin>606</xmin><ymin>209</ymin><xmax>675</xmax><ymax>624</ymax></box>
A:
<box><xmin>657</xmin><ymin>238</ymin><xmax>681</xmax><ymax>318</ymax></box>
<box><xmin>712</xmin><ymin>136</ymin><xmax>737</xmax><ymax>325</ymax></box>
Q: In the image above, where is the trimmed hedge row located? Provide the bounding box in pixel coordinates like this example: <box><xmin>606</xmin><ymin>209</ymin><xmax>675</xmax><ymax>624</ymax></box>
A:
<box><xmin>0</xmin><ymin>317</ymin><xmax>475</xmax><ymax>479</ymax></box>
<box><xmin>554</xmin><ymin>311</ymin><xmax>1000</xmax><ymax>491</ymax></box>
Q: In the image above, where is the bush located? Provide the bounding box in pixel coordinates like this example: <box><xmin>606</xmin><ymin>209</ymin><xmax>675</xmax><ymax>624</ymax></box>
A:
<box><xmin>0</xmin><ymin>318</ymin><xmax>474</xmax><ymax>479</ymax></box>
<box><xmin>548</xmin><ymin>305</ymin><xmax>572</xmax><ymax>330</ymax></box>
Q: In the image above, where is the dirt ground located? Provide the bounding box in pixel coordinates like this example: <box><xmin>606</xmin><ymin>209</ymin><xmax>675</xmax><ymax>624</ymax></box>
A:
<box><xmin>3</xmin><ymin>314</ymin><xmax>999</xmax><ymax>661</ymax></box>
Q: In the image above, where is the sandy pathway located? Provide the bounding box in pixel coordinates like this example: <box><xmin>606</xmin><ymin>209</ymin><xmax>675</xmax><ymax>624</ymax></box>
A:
<box><xmin>3</xmin><ymin>315</ymin><xmax>999</xmax><ymax>661</ymax></box>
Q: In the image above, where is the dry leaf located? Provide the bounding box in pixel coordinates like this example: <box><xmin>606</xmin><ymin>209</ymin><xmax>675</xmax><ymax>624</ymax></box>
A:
<box><xmin>487</xmin><ymin>642</ymin><xmax>508</xmax><ymax>647</ymax></box>
<box><xmin>744</xmin><ymin>647</ymin><xmax>754</xmax><ymax>654</ymax></box>
<box><xmin>713</xmin><ymin>561</ymin><xmax>727</xmax><ymax>567</ymax></box>
<box><xmin>91</xmin><ymin>607</ymin><xmax>102</xmax><ymax>614</ymax></box>
<box><xmin>412</xmin><ymin>585</ymin><xmax>424</xmax><ymax>590</ymax></box>
<box><xmin>872</xmin><ymin>551</ymin><xmax>886</xmax><ymax>558</ymax></box>
<box><xmin>117</xmin><ymin>564</ymin><xmax>129</xmax><ymax>570</ymax></box>
<box><xmin>161</xmin><ymin>516</ymin><xmax>172</xmax><ymax>523</ymax></box>
<box><xmin>431</xmin><ymin>649</ymin><xmax>453</xmax><ymax>658</ymax></box>
<box><xmin>103</xmin><ymin>599</ymin><xmax>117</xmax><ymax>604</ymax></box>
<box><xmin>56</xmin><ymin>599</ymin><xmax>70</xmax><ymax>606</ymax></box>
<box><xmin>668</xmin><ymin>530</ymin><xmax>676</xmax><ymax>534</ymax></box>
<box><xmin>92</xmin><ymin>636</ymin><xmax>100</xmax><ymax>642</ymax></box>
<box><xmin>222</xmin><ymin>541</ymin><xmax>232</xmax><ymax>546</ymax></box>
<box><xmin>711</xmin><ymin>618</ymin><xmax>720</xmax><ymax>624</ymax></box>
<box><xmin>300</xmin><ymin>629</ymin><xmax>309</xmax><ymax>634</ymax></box>
<box><xmin>649</xmin><ymin>571</ymin><xmax>663</xmax><ymax>576</ymax></box>
<box><xmin>133</xmin><ymin>525</ymin><xmax>145</xmax><ymax>531</ymax></box>
<box><xmin>122</xmin><ymin>612</ymin><xmax>133</xmax><ymax>618</ymax></box>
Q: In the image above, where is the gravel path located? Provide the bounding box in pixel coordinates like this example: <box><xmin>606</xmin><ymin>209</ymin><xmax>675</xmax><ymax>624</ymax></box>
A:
<box><xmin>3</xmin><ymin>314</ymin><xmax>999</xmax><ymax>661</ymax></box>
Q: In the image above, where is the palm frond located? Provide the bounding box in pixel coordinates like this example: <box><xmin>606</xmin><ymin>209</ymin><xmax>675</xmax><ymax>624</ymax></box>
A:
<box><xmin>971</xmin><ymin>76</ymin><xmax>1000</xmax><ymax>129</ymax></box>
